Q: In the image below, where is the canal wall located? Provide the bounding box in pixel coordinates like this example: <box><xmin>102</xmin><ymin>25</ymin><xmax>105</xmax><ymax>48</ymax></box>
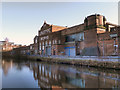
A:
<box><xmin>28</xmin><ymin>55</ymin><xmax>120</xmax><ymax>70</ymax></box>
<box><xmin>2</xmin><ymin>51</ymin><xmax>120</xmax><ymax>69</ymax></box>
<box><xmin>2</xmin><ymin>51</ymin><xmax>29</xmax><ymax>60</ymax></box>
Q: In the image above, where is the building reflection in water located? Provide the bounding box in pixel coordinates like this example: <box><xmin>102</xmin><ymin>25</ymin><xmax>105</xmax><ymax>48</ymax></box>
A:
<box><xmin>27</xmin><ymin>61</ymin><xmax>120</xmax><ymax>88</ymax></box>
<box><xmin>2</xmin><ymin>60</ymin><xmax>13</xmax><ymax>76</ymax></box>
<box><xmin>2</xmin><ymin>60</ymin><xmax>120</xmax><ymax>88</ymax></box>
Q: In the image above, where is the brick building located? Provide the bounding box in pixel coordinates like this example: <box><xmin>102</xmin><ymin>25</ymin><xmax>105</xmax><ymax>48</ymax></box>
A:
<box><xmin>117</xmin><ymin>26</ymin><xmax>120</xmax><ymax>55</ymax></box>
<box><xmin>29</xmin><ymin>43</ymin><xmax>35</xmax><ymax>55</ymax></box>
<box><xmin>32</xmin><ymin>14</ymin><xmax>120</xmax><ymax>56</ymax></box>
<box><xmin>36</xmin><ymin>21</ymin><xmax>67</xmax><ymax>56</ymax></box>
<box><xmin>12</xmin><ymin>45</ymin><xmax>30</xmax><ymax>57</ymax></box>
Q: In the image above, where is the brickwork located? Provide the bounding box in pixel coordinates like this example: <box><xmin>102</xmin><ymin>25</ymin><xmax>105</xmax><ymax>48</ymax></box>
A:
<box><xmin>3</xmin><ymin>14</ymin><xmax>118</xmax><ymax>56</ymax></box>
<box><xmin>117</xmin><ymin>27</ymin><xmax>120</xmax><ymax>55</ymax></box>
<box><xmin>98</xmin><ymin>40</ymin><xmax>115</xmax><ymax>56</ymax></box>
<box><xmin>34</xmin><ymin>36</ymin><xmax>38</xmax><ymax>55</ymax></box>
<box><xmin>13</xmin><ymin>46</ymin><xmax>30</xmax><ymax>55</ymax></box>
<box><xmin>82</xmin><ymin>29</ymin><xmax>98</xmax><ymax>56</ymax></box>
<box><xmin>97</xmin><ymin>30</ymin><xmax>119</xmax><ymax>56</ymax></box>
<box><xmin>61</xmin><ymin>24</ymin><xmax>84</xmax><ymax>35</ymax></box>
<box><xmin>29</xmin><ymin>44</ymin><xmax>34</xmax><ymax>55</ymax></box>
<box><xmin>84</xmin><ymin>29</ymin><xmax>97</xmax><ymax>48</ymax></box>
<box><xmin>31</xmin><ymin>14</ymin><xmax>119</xmax><ymax>56</ymax></box>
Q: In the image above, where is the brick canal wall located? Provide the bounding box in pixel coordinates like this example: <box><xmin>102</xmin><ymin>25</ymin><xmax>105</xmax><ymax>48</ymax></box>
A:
<box><xmin>28</xmin><ymin>55</ymin><xmax>120</xmax><ymax>70</ymax></box>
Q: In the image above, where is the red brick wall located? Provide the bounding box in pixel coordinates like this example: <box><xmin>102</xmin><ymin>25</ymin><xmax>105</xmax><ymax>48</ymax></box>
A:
<box><xmin>87</xmin><ymin>16</ymin><xmax>96</xmax><ymax>26</ymax></box>
<box><xmin>84</xmin><ymin>29</ymin><xmax>97</xmax><ymax>48</ymax></box>
<box><xmin>117</xmin><ymin>27</ymin><xmax>120</xmax><ymax>55</ymax></box>
<box><xmin>77</xmin><ymin>41</ymin><xmax>85</xmax><ymax>55</ymax></box>
<box><xmin>36</xmin><ymin>14</ymin><xmax>118</xmax><ymax>56</ymax></box>
<box><xmin>33</xmin><ymin>36</ymin><xmax>38</xmax><ymax>54</ymax></box>
<box><xmin>53</xmin><ymin>45</ymin><xmax>65</xmax><ymax>55</ymax></box>
<box><xmin>98</xmin><ymin>40</ymin><xmax>115</xmax><ymax>56</ymax></box>
<box><xmin>61</xmin><ymin>24</ymin><xmax>84</xmax><ymax>35</ymax></box>
<box><xmin>87</xmin><ymin>14</ymin><xmax>105</xmax><ymax>26</ymax></box>
<box><xmin>99</xmin><ymin>15</ymin><xmax>104</xmax><ymax>25</ymax></box>
<box><xmin>97</xmin><ymin>32</ymin><xmax>118</xmax><ymax>56</ymax></box>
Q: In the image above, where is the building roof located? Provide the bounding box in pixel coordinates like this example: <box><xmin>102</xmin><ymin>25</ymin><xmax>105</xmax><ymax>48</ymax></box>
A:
<box><xmin>61</xmin><ymin>23</ymin><xmax>84</xmax><ymax>35</ymax></box>
<box><xmin>106</xmin><ymin>22</ymin><xmax>118</xmax><ymax>27</ymax></box>
<box><xmin>39</xmin><ymin>21</ymin><xmax>67</xmax><ymax>33</ymax></box>
<box><xmin>0</xmin><ymin>41</ymin><xmax>14</xmax><ymax>44</ymax></box>
<box><xmin>51</xmin><ymin>24</ymin><xmax>67</xmax><ymax>32</ymax></box>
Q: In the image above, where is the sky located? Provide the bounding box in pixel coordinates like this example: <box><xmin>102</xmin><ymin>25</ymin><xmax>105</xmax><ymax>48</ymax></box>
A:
<box><xmin>1</xmin><ymin>2</ymin><xmax>119</xmax><ymax>45</ymax></box>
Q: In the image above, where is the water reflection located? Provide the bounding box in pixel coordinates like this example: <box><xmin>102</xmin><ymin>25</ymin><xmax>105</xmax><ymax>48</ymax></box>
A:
<box><xmin>0</xmin><ymin>59</ymin><xmax>2</xmax><ymax>89</ymax></box>
<box><xmin>2</xmin><ymin>59</ymin><xmax>120</xmax><ymax>88</ymax></box>
<box><xmin>2</xmin><ymin>60</ymin><xmax>13</xmax><ymax>76</ymax></box>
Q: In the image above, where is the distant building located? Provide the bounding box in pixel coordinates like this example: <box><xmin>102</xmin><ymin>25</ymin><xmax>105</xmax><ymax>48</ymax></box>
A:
<box><xmin>29</xmin><ymin>43</ymin><xmax>35</xmax><ymax>55</ymax></box>
<box><xmin>12</xmin><ymin>45</ymin><xmax>30</xmax><ymax>57</ymax></box>
<box><xmin>34</xmin><ymin>35</ymin><xmax>38</xmax><ymax>55</ymax></box>
<box><xmin>0</xmin><ymin>38</ymin><xmax>21</xmax><ymax>52</ymax></box>
<box><xmin>31</xmin><ymin>14</ymin><xmax>120</xmax><ymax>56</ymax></box>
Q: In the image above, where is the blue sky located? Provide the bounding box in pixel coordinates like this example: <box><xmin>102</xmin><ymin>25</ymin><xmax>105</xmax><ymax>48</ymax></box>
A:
<box><xmin>2</xmin><ymin>2</ymin><xmax>118</xmax><ymax>45</ymax></box>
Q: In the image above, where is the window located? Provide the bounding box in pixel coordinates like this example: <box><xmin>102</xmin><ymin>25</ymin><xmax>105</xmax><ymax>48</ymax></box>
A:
<box><xmin>45</xmin><ymin>41</ymin><xmax>47</xmax><ymax>46</ymax></box>
<box><xmin>58</xmin><ymin>40</ymin><xmax>61</xmax><ymax>44</ymax></box>
<box><xmin>42</xmin><ymin>42</ymin><xmax>44</xmax><ymax>50</ymax></box>
<box><xmin>49</xmin><ymin>41</ymin><xmax>51</xmax><ymax>46</ymax></box>
<box><xmin>35</xmin><ymin>38</ymin><xmax>37</xmax><ymax>43</ymax></box>
<box><xmin>3</xmin><ymin>47</ymin><xmax>5</xmax><ymax>50</ymax></box>
<box><xmin>65</xmin><ymin>32</ymin><xmax>84</xmax><ymax>42</ymax></box>
<box><xmin>35</xmin><ymin>50</ymin><xmax>37</xmax><ymax>53</ymax></box>
<box><xmin>43</xmin><ymin>46</ymin><xmax>44</xmax><ymax>50</ymax></box>
<box><xmin>53</xmin><ymin>40</ymin><xmax>54</xmax><ymax>44</ymax></box>
<box><xmin>39</xmin><ymin>43</ymin><xmax>41</xmax><ymax>50</ymax></box>
<box><xmin>55</xmin><ymin>40</ymin><xmax>57</xmax><ymax>44</ymax></box>
<box><xmin>39</xmin><ymin>46</ymin><xmax>41</xmax><ymax>50</ymax></box>
<box><xmin>30</xmin><ymin>46</ymin><xmax>32</xmax><ymax>49</ymax></box>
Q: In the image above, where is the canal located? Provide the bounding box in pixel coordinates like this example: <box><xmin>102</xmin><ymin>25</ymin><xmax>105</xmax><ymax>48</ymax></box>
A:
<box><xmin>1</xmin><ymin>58</ymin><xmax>120</xmax><ymax>89</ymax></box>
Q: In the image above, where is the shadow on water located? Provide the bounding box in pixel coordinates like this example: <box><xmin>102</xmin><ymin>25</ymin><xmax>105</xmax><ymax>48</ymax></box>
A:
<box><xmin>1</xmin><ymin>58</ymin><xmax>120</xmax><ymax>89</ymax></box>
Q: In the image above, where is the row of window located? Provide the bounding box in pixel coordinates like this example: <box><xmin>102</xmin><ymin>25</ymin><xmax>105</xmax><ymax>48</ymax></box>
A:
<box><xmin>39</xmin><ymin>40</ymin><xmax>61</xmax><ymax>50</ymax></box>
<box><xmin>2</xmin><ymin>47</ymin><xmax>13</xmax><ymax>50</ymax></box>
<box><xmin>40</xmin><ymin>40</ymin><xmax>61</xmax><ymax>46</ymax></box>
<box><xmin>65</xmin><ymin>32</ymin><xmax>84</xmax><ymax>42</ymax></box>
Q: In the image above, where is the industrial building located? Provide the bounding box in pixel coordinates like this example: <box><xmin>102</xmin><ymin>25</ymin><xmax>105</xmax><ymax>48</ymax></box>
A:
<box><xmin>31</xmin><ymin>14</ymin><xmax>120</xmax><ymax>56</ymax></box>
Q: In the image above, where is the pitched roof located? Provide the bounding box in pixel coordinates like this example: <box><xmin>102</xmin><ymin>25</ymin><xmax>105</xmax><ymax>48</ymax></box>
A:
<box><xmin>51</xmin><ymin>24</ymin><xmax>67</xmax><ymax>32</ymax></box>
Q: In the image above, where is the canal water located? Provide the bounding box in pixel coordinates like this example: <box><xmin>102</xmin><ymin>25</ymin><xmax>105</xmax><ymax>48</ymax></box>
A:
<box><xmin>1</xmin><ymin>58</ymin><xmax>120</xmax><ymax>88</ymax></box>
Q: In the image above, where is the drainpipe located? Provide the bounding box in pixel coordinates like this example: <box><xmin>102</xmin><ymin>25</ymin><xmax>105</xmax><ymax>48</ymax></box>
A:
<box><xmin>114</xmin><ymin>38</ymin><xmax>116</xmax><ymax>55</ymax></box>
<box><xmin>103</xmin><ymin>38</ymin><xmax>104</xmax><ymax>56</ymax></box>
